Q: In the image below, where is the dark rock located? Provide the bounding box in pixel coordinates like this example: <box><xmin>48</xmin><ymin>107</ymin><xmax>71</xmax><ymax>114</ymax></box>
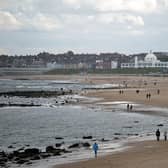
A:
<box><xmin>0</xmin><ymin>160</ymin><xmax>6</xmax><ymax>167</ymax></box>
<box><xmin>45</xmin><ymin>146</ymin><xmax>63</xmax><ymax>155</ymax></box>
<box><xmin>31</xmin><ymin>155</ymin><xmax>40</xmax><ymax>160</ymax></box>
<box><xmin>55</xmin><ymin>137</ymin><xmax>64</xmax><ymax>140</ymax></box>
<box><xmin>46</xmin><ymin>146</ymin><xmax>55</xmax><ymax>153</ymax></box>
<box><xmin>55</xmin><ymin>143</ymin><xmax>62</xmax><ymax>148</ymax></box>
<box><xmin>157</xmin><ymin>124</ymin><xmax>164</xmax><ymax>127</ymax></box>
<box><xmin>0</xmin><ymin>158</ymin><xmax>8</xmax><ymax>163</ymax></box>
<box><xmin>53</xmin><ymin>152</ymin><xmax>61</xmax><ymax>156</ymax></box>
<box><xmin>24</xmin><ymin>148</ymin><xmax>40</xmax><ymax>156</ymax></box>
<box><xmin>26</xmin><ymin>161</ymin><xmax>32</xmax><ymax>165</ymax></box>
<box><xmin>0</xmin><ymin>151</ymin><xmax>7</xmax><ymax>158</ymax></box>
<box><xmin>10</xmin><ymin>148</ymin><xmax>40</xmax><ymax>159</ymax></box>
<box><xmin>127</xmin><ymin>133</ymin><xmax>139</xmax><ymax>136</ymax></box>
<box><xmin>101</xmin><ymin>138</ymin><xmax>109</xmax><ymax>142</ymax></box>
<box><xmin>114</xmin><ymin>133</ymin><xmax>122</xmax><ymax>136</ymax></box>
<box><xmin>134</xmin><ymin>121</ymin><xmax>139</xmax><ymax>123</ymax></box>
<box><xmin>82</xmin><ymin>136</ymin><xmax>93</xmax><ymax>139</ymax></box>
<box><xmin>146</xmin><ymin>133</ymin><xmax>153</xmax><ymax>136</ymax></box>
<box><xmin>8</xmin><ymin>145</ymin><xmax>14</xmax><ymax>149</ymax></box>
<box><xmin>68</xmin><ymin>142</ymin><xmax>91</xmax><ymax>149</ymax></box>
<box><xmin>13</xmin><ymin>150</ymin><xmax>20</xmax><ymax>156</ymax></box>
<box><xmin>68</xmin><ymin>143</ymin><xmax>80</xmax><ymax>149</ymax></box>
<box><xmin>16</xmin><ymin>159</ymin><xmax>28</xmax><ymax>164</ymax></box>
<box><xmin>8</xmin><ymin>153</ymin><xmax>14</xmax><ymax>160</ymax></box>
<box><xmin>0</xmin><ymin>162</ymin><xmax>6</xmax><ymax>167</ymax></box>
<box><xmin>82</xmin><ymin>142</ymin><xmax>90</xmax><ymax>147</ymax></box>
<box><xmin>123</xmin><ymin>126</ymin><xmax>133</xmax><ymax>129</ymax></box>
<box><xmin>114</xmin><ymin>137</ymin><xmax>120</xmax><ymax>140</ymax></box>
<box><xmin>40</xmin><ymin>153</ymin><xmax>51</xmax><ymax>159</ymax></box>
<box><xmin>14</xmin><ymin>157</ymin><xmax>20</xmax><ymax>161</ymax></box>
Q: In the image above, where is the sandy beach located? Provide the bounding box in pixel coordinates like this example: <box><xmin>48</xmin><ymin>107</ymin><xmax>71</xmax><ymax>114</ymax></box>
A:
<box><xmin>80</xmin><ymin>75</ymin><xmax>168</xmax><ymax>108</ymax></box>
<box><xmin>54</xmin><ymin>140</ymin><xmax>168</xmax><ymax>168</ymax></box>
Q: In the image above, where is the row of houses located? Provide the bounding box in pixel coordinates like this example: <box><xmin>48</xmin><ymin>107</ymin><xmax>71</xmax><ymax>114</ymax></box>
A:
<box><xmin>47</xmin><ymin>60</ymin><xmax>118</xmax><ymax>70</ymax></box>
<box><xmin>1</xmin><ymin>51</ymin><xmax>168</xmax><ymax>69</ymax></box>
<box><xmin>47</xmin><ymin>51</ymin><xmax>168</xmax><ymax>70</ymax></box>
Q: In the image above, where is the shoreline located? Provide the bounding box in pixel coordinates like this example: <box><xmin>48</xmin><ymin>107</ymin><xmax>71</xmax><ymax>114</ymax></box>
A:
<box><xmin>53</xmin><ymin>139</ymin><xmax>168</xmax><ymax>168</ymax></box>
<box><xmin>2</xmin><ymin>74</ymin><xmax>168</xmax><ymax>108</ymax></box>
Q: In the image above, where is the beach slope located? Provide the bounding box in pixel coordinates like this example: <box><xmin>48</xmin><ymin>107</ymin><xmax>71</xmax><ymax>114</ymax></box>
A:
<box><xmin>54</xmin><ymin>140</ymin><xmax>168</xmax><ymax>168</ymax></box>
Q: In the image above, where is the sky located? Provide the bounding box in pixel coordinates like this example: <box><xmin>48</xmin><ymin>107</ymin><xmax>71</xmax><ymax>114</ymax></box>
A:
<box><xmin>0</xmin><ymin>0</ymin><xmax>168</xmax><ymax>55</ymax></box>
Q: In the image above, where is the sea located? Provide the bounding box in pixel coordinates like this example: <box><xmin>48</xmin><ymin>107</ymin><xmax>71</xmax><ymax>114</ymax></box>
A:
<box><xmin>0</xmin><ymin>79</ymin><xmax>168</xmax><ymax>168</ymax></box>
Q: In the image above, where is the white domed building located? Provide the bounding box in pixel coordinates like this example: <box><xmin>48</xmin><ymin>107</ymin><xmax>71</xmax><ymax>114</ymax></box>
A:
<box><xmin>144</xmin><ymin>52</ymin><xmax>158</xmax><ymax>62</ymax></box>
<box><xmin>121</xmin><ymin>51</ymin><xmax>168</xmax><ymax>68</ymax></box>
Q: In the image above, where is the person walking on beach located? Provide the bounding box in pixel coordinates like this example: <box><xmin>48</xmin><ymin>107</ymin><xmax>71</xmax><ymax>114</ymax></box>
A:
<box><xmin>127</xmin><ymin>104</ymin><xmax>130</xmax><ymax>111</ymax></box>
<box><xmin>130</xmin><ymin>105</ymin><xmax>133</xmax><ymax>111</ymax></box>
<box><xmin>93</xmin><ymin>142</ymin><xmax>99</xmax><ymax>158</ymax></box>
<box><xmin>156</xmin><ymin>129</ymin><xmax>160</xmax><ymax>141</ymax></box>
<box><xmin>164</xmin><ymin>131</ymin><xmax>167</xmax><ymax>141</ymax></box>
<box><xmin>148</xmin><ymin>93</ymin><xmax>151</xmax><ymax>99</ymax></box>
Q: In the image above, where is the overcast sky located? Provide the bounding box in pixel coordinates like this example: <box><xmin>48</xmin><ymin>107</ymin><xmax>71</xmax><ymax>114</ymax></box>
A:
<box><xmin>0</xmin><ymin>0</ymin><xmax>168</xmax><ymax>55</ymax></box>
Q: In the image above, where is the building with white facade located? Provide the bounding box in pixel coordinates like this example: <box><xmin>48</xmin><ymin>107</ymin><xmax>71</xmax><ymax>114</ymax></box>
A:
<box><xmin>121</xmin><ymin>51</ymin><xmax>168</xmax><ymax>68</ymax></box>
<box><xmin>111</xmin><ymin>61</ymin><xmax>118</xmax><ymax>69</ymax></box>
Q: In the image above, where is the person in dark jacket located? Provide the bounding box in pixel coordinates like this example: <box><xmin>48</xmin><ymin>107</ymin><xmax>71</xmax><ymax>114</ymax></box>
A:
<box><xmin>156</xmin><ymin>129</ymin><xmax>160</xmax><ymax>141</ymax></box>
<box><xmin>93</xmin><ymin>142</ymin><xmax>99</xmax><ymax>158</ymax></box>
<box><xmin>164</xmin><ymin>131</ymin><xmax>167</xmax><ymax>141</ymax></box>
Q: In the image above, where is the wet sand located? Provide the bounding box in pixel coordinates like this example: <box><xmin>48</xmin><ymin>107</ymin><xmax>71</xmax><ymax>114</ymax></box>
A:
<box><xmin>54</xmin><ymin>140</ymin><xmax>168</xmax><ymax>168</ymax></box>
<box><xmin>81</xmin><ymin>75</ymin><xmax>168</xmax><ymax>108</ymax></box>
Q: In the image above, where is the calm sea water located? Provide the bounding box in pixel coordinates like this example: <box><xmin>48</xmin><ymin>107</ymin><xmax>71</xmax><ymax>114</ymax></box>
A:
<box><xmin>0</xmin><ymin>79</ymin><xmax>87</xmax><ymax>92</ymax></box>
<box><xmin>0</xmin><ymin>105</ymin><xmax>168</xmax><ymax>150</ymax></box>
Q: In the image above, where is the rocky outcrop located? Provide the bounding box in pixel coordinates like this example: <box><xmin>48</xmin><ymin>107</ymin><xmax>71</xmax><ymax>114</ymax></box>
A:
<box><xmin>82</xmin><ymin>136</ymin><xmax>93</xmax><ymax>139</ymax></box>
<box><xmin>0</xmin><ymin>103</ymin><xmax>41</xmax><ymax>107</ymax></box>
<box><xmin>0</xmin><ymin>146</ymin><xmax>70</xmax><ymax>166</ymax></box>
<box><xmin>68</xmin><ymin>142</ymin><xmax>90</xmax><ymax>149</ymax></box>
<box><xmin>0</xmin><ymin>90</ymin><xmax>73</xmax><ymax>98</ymax></box>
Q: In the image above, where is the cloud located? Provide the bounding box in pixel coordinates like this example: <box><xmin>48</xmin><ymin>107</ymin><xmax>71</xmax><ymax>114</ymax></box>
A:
<box><xmin>63</xmin><ymin>0</ymin><xmax>81</xmax><ymax>9</ymax></box>
<box><xmin>31</xmin><ymin>13</ymin><xmax>62</xmax><ymax>31</ymax></box>
<box><xmin>0</xmin><ymin>0</ymin><xmax>167</xmax><ymax>54</ymax></box>
<box><xmin>0</xmin><ymin>11</ymin><xmax>22</xmax><ymax>30</ymax></box>
<box><xmin>62</xmin><ymin>0</ymin><xmax>159</xmax><ymax>13</ymax></box>
<box><xmin>0</xmin><ymin>9</ymin><xmax>62</xmax><ymax>32</ymax></box>
<box><xmin>97</xmin><ymin>13</ymin><xmax>144</xmax><ymax>27</ymax></box>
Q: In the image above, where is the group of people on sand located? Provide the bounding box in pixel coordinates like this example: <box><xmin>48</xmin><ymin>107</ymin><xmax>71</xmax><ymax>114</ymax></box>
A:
<box><xmin>127</xmin><ymin>104</ymin><xmax>133</xmax><ymax>111</ymax></box>
<box><xmin>119</xmin><ymin>90</ymin><xmax>124</xmax><ymax>94</ymax></box>
<box><xmin>146</xmin><ymin>89</ymin><xmax>160</xmax><ymax>100</ymax></box>
<box><xmin>156</xmin><ymin>129</ymin><xmax>167</xmax><ymax>141</ymax></box>
<box><xmin>146</xmin><ymin>93</ymin><xmax>151</xmax><ymax>99</ymax></box>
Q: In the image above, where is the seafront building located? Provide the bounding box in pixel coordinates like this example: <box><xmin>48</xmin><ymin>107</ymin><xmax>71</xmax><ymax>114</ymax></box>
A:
<box><xmin>121</xmin><ymin>51</ymin><xmax>168</xmax><ymax>68</ymax></box>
